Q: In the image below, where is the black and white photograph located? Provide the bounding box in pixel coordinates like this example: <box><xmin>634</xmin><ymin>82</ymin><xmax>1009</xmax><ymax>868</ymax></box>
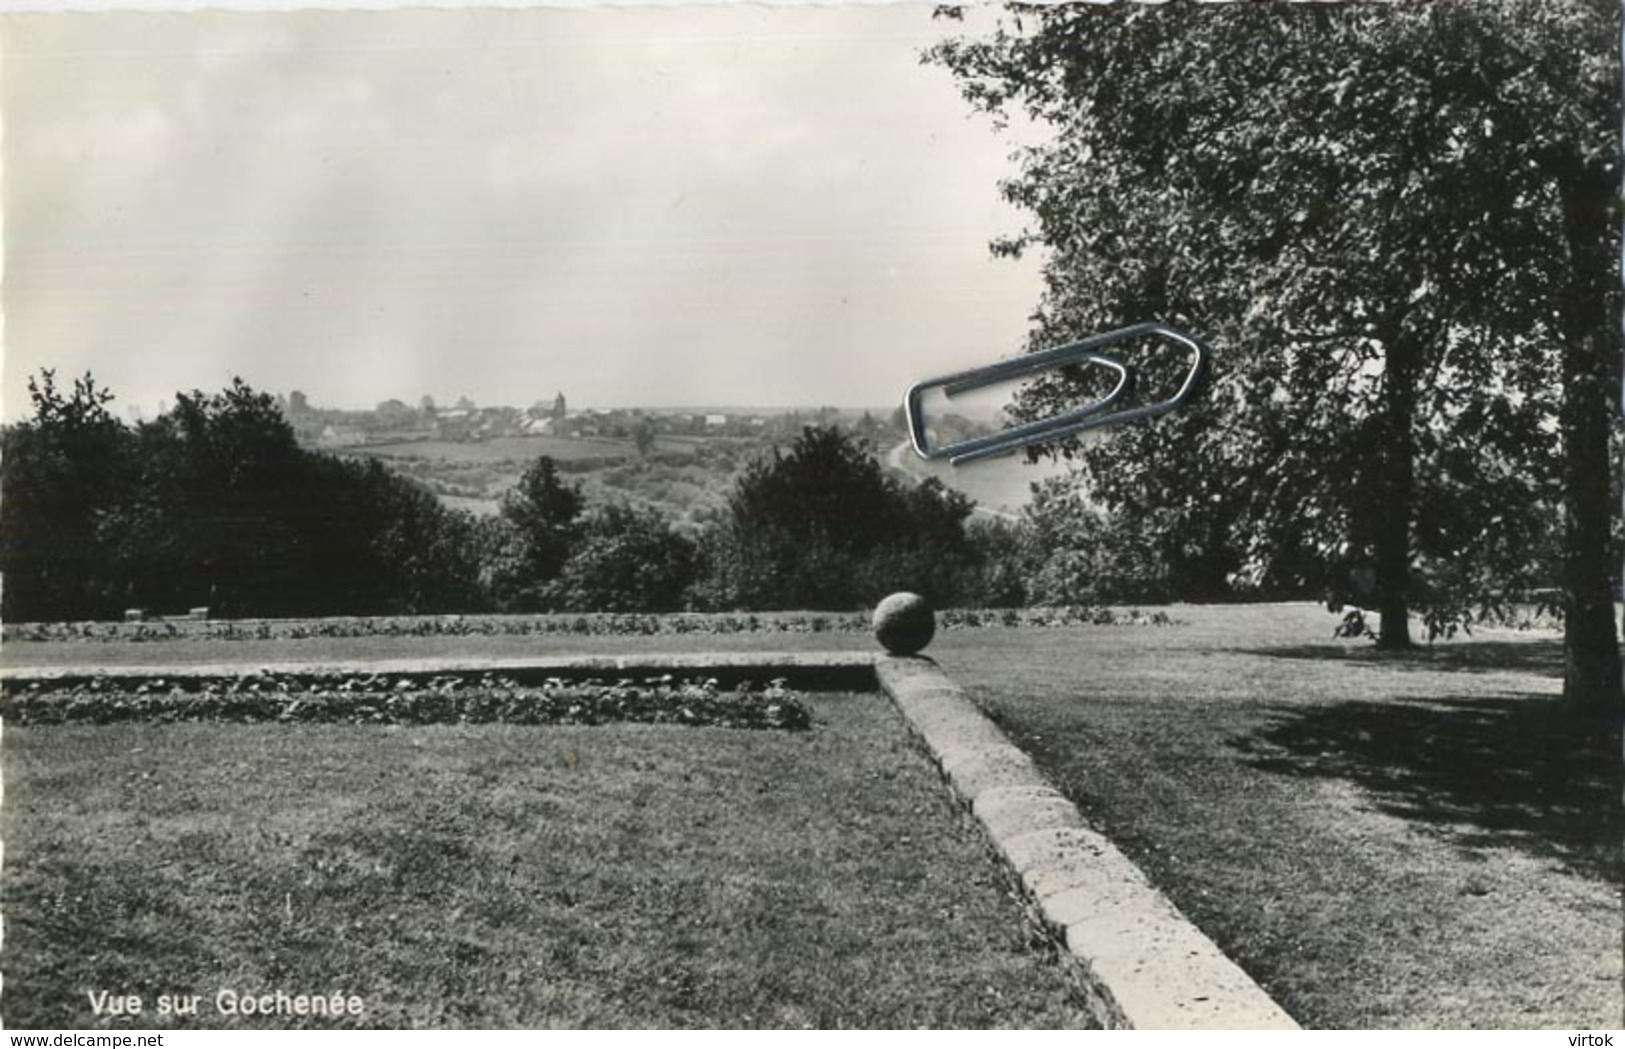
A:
<box><xmin>1</xmin><ymin>0</ymin><xmax>1621</xmax><ymax>1032</ymax></box>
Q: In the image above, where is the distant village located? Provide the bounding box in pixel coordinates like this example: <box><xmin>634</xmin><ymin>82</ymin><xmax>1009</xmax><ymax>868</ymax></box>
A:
<box><xmin>275</xmin><ymin>389</ymin><xmax>908</xmax><ymax>450</ymax></box>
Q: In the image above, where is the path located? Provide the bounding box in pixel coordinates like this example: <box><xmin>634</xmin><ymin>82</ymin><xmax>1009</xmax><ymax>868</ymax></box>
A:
<box><xmin>886</xmin><ymin>440</ymin><xmax>1021</xmax><ymax>524</ymax></box>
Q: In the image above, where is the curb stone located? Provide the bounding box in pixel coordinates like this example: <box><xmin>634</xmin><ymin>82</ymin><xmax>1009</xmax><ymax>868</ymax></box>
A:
<box><xmin>876</xmin><ymin>655</ymin><xmax>1300</xmax><ymax>1031</ymax></box>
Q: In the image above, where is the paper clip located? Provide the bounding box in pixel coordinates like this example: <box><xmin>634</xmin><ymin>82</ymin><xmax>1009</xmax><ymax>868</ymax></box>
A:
<box><xmin>903</xmin><ymin>322</ymin><xmax>1211</xmax><ymax>465</ymax></box>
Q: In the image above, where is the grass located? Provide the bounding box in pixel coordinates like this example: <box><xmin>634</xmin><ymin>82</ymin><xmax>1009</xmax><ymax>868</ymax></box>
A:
<box><xmin>925</xmin><ymin>604</ymin><xmax>1623</xmax><ymax>1029</ymax></box>
<box><xmin>1</xmin><ymin>693</ymin><xmax>1094</xmax><ymax>1030</ymax></box>
<box><xmin>6</xmin><ymin>602</ymin><xmax>1618</xmax><ymax>1028</ymax></box>
<box><xmin>0</xmin><ymin>627</ymin><xmax>870</xmax><ymax>669</ymax></box>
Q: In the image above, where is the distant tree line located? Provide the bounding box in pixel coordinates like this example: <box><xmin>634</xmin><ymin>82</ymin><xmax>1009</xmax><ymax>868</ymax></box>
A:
<box><xmin>4</xmin><ymin>364</ymin><xmax>1599</xmax><ymax>639</ymax></box>
<box><xmin>2</xmin><ymin>373</ymin><xmax>483</xmax><ymax>622</ymax></box>
<box><xmin>0</xmin><ymin>373</ymin><xmax>1023</xmax><ymax>621</ymax></box>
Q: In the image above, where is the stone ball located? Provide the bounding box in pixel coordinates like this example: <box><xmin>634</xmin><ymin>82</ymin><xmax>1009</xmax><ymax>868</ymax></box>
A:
<box><xmin>872</xmin><ymin>592</ymin><xmax>936</xmax><ymax>655</ymax></box>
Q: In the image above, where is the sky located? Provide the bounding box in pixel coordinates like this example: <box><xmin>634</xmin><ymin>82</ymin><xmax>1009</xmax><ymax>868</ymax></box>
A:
<box><xmin>2</xmin><ymin>4</ymin><xmax>1047</xmax><ymax>420</ymax></box>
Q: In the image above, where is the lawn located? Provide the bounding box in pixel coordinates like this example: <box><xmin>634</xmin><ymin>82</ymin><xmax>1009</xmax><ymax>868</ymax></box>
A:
<box><xmin>0</xmin><ymin>624</ymin><xmax>872</xmax><ymax>670</ymax></box>
<box><xmin>5</xmin><ymin>602</ymin><xmax>1618</xmax><ymax>1029</ymax></box>
<box><xmin>1</xmin><ymin>693</ymin><xmax>1093</xmax><ymax>1030</ymax></box>
<box><xmin>926</xmin><ymin>605</ymin><xmax>1624</xmax><ymax>1029</ymax></box>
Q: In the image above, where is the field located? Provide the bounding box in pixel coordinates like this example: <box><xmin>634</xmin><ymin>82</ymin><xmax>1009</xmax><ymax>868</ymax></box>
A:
<box><xmin>338</xmin><ymin>434</ymin><xmax>757</xmax><ymax>525</ymax></box>
<box><xmin>336</xmin><ymin>429</ymin><xmax>1059</xmax><ymax>524</ymax></box>
<box><xmin>356</xmin><ymin>435</ymin><xmax>664</xmax><ymax>464</ymax></box>
<box><xmin>1</xmin><ymin>693</ymin><xmax>1092</xmax><ymax>1029</ymax></box>
<box><xmin>4</xmin><ymin>603</ymin><xmax>1619</xmax><ymax>1029</ymax></box>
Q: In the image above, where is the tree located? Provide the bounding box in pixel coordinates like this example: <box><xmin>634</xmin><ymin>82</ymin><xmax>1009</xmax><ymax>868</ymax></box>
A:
<box><xmin>702</xmin><ymin>425</ymin><xmax>979</xmax><ymax>609</ymax></box>
<box><xmin>376</xmin><ymin>399</ymin><xmax>414</xmax><ymax>426</ymax></box>
<box><xmin>491</xmin><ymin>456</ymin><xmax>583</xmax><ymax>608</ymax></box>
<box><xmin>124</xmin><ymin>379</ymin><xmax>307</xmax><ymax>614</ymax></box>
<box><xmin>322</xmin><ymin>457</ymin><xmax>485</xmax><ymax>614</ymax></box>
<box><xmin>0</xmin><ymin>371</ymin><xmax>135</xmax><ymax>620</ymax></box>
<box><xmin>1019</xmin><ymin>475</ymin><xmax>1173</xmax><ymax>606</ymax></box>
<box><xmin>1520</xmin><ymin>2</ymin><xmax>1625</xmax><ymax>713</ymax></box>
<box><xmin>549</xmin><ymin>503</ymin><xmax>697</xmax><ymax>612</ymax></box>
<box><xmin>3</xmin><ymin>374</ymin><xmax>488</xmax><ymax>620</ymax></box>
<box><xmin>633</xmin><ymin>416</ymin><xmax>657</xmax><ymax>458</ymax></box>
<box><xmin>930</xmin><ymin>2</ymin><xmax>1620</xmax><ymax>701</ymax></box>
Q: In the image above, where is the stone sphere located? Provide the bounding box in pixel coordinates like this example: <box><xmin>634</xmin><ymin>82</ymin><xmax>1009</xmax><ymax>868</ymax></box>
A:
<box><xmin>872</xmin><ymin>592</ymin><xmax>936</xmax><ymax>655</ymax></box>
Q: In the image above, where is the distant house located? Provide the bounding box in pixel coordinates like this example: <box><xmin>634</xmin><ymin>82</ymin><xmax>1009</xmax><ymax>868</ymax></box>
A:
<box><xmin>318</xmin><ymin>424</ymin><xmax>366</xmax><ymax>447</ymax></box>
<box><xmin>374</xmin><ymin>399</ymin><xmax>415</xmax><ymax>426</ymax></box>
<box><xmin>704</xmin><ymin>414</ymin><xmax>727</xmax><ymax>428</ymax></box>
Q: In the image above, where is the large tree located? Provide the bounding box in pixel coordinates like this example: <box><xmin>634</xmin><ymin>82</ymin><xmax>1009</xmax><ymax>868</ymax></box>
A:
<box><xmin>485</xmin><ymin>455</ymin><xmax>585</xmax><ymax>610</ymax></box>
<box><xmin>549</xmin><ymin>503</ymin><xmax>698</xmax><ymax>613</ymax></box>
<box><xmin>701</xmin><ymin>425</ymin><xmax>977</xmax><ymax>610</ymax></box>
<box><xmin>931</xmin><ymin>1</ymin><xmax>1620</xmax><ymax>706</ymax></box>
<box><xmin>0</xmin><ymin>371</ymin><xmax>134</xmax><ymax>620</ymax></box>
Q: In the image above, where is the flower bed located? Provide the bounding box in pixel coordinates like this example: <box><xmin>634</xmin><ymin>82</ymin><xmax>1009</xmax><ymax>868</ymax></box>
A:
<box><xmin>1</xmin><ymin>673</ymin><xmax>810</xmax><ymax>730</ymax></box>
<box><xmin>2</xmin><ymin>606</ymin><xmax>1173</xmax><ymax>644</ymax></box>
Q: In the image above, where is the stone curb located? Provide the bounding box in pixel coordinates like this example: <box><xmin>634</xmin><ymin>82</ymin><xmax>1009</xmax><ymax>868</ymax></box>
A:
<box><xmin>877</xmin><ymin>655</ymin><xmax>1300</xmax><ymax>1031</ymax></box>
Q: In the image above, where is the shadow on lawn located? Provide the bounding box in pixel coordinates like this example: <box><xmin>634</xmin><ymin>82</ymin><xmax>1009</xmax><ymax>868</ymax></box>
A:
<box><xmin>1232</xmin><ymin>694</ymin><xmax>1622</xmax><ymax>883</ymax></box>
<box><xmin>1244</xmin><ymin>639</ymin><xmax>1565</xmax><ymax>676</ymax></box>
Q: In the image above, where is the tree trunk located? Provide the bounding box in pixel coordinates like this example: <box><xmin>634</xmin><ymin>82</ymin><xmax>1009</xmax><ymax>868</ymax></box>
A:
<box><xmin>1374</xmin><ymin>330</ymin><xmax>1417</xmax><ymax>650</ymax></box>
<box><xmin>1559</xmin><ymin>329</ymin><xmax>1622</xmax><ymax>715</ymax></box>
<box><xmin>1558</xmin><ymin>174</ymin><xmax>1624</xmax><ymax>716</ymax></box>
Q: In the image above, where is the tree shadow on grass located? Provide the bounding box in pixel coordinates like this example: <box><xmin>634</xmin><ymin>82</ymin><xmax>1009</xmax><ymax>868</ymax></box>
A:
<box><xmin>1230</xmin><ymin>694</ymin><xmax>1622</xmax><ymax>884</ymax></box>
<box><xmin>1240</xmin><ymin>639</ymin><xmax>1565</xmax><ymax>676</ymax></box>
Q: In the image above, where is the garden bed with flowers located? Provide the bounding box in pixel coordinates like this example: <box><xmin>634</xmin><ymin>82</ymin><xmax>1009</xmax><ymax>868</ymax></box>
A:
<box><xmin>0</xmin><ymin>673</ymin><xmax>810</xmax><ymax>730</ymax></box>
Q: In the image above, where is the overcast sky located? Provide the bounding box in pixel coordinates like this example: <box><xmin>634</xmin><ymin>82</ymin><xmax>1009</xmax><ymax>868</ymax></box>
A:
<box><xmin>3</xmin><ymin>4</ymin><xmax>1046</xmax><ymax>419</ymax></box>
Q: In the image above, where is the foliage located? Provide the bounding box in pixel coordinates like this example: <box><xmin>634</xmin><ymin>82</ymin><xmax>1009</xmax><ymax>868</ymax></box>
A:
<box><xmin>632</xmin><ymin>416</ymin><xmax>657</xmax><ymax>457</ymax></box>
<box><xmin>0</xmin><ymin>372</ymin><xmax>135</xmax><ymax>621</ymax></box>
<box><xmin>700</xmin><ymin>426</ymin><xmax>981</xmax><ymax>610</ymax></box>
<box><xmin>1</xmin><ymin>373</ymin><xmax>486</xmax><ymax>621</ymax></box>
<box><xmin>486</xmin><ymin>455</ymin><xmax>583</xmax><ymax>609</ymax></box>
<box><xmin>957</xmin><ymin>518</ymin><xmax>1029</xmax><ymax>608</ymax></box>
<box><xmin>547</xmin><ymin>503</ymin><xmax>698</xmax><ymax>613</ymax></box>
<box><xmin>1018</xmin><ymin>476</ymin><xmax>1175</xmax><ymax>606</ymax></box>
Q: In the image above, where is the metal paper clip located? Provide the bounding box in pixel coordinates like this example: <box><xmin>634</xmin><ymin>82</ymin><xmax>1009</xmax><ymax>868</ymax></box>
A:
<box><xmin>903</xmin><ymin>322</ymin><xmax>1211</xmax><ymax>465</ymax></box>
